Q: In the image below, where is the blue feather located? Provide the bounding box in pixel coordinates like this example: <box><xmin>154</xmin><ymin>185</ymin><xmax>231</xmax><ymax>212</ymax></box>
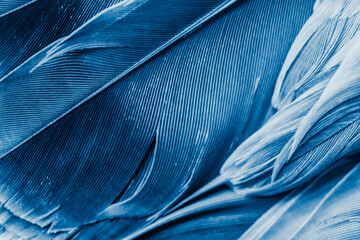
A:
<box><xmin>221</xmin><ymin>0</ymin><xmax>360</xmax><ymax>195</ymax></box>
<box><xmin>6</xmin><ymin>0</ymin><xmax>360</xmax><ymax>239</ymax></box>
<box><xmin>239</xmin><ymin>155</ymin><xmax>360</xmax><ymax>240</ymax></box>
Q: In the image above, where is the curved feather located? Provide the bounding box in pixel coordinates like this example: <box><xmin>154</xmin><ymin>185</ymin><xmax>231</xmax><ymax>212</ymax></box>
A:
<box><xmin>0</xmin><ymin>0</ymin><xmax>241</xmax><ymax>231</ymax></box>
<box><xmin>0</xmin><ymin>0</ymin><xmax>316</xmax><ymax>239</ymax></box>
<box><xmin>0</xmin><ymin>0</ymin><xmax>126</xmax><ymax>79</ymax></box>
<box><xmin>129</xmin><ymin>187</ymin><xmax>282</xmax><ymax>240</ymax></box>
<box><xmin>271</xmin><ymin>37</ymin><xmax>360</xmax><ymax>186</ymax></box>
<box><xmin>272</xmin><ymin>0</ymin><xmax>360</xmax><ymax>110</ymax></box>
<box><xmin>239</xmin><ymin>156</ymin><xmax>360</xmax><ymax>240</ymax></box>
<box><xmin>0</xmin><ymin>205</ymin><xmax>68</xmax><ymax>240</ymax></box>
<box><xmin>221</xmin><ymin>0</ymin><xmax>360</xmax><ymax>195</ymax></box>
<box><xmin>0</xmin><ymin>0</ymin><xmax>237</xmax><ymax>158</ymax></box>
<box><xmin>221</xmin><ymin>82</ymin><xmax>325</xmax><ymax>193</ymax></box>
<box><xmin>0</xmin><ymin>0</ymin><xmax>315</xmax><ymax>238</ymax></box>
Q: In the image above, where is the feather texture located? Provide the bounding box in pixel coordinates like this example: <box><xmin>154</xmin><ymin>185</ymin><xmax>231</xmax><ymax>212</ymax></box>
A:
<box><xmin>0</xmin><ymin>0</ymin><xmax>127</xmax><ymax>79</ymax></box>
<box><xmin>131</xmin><ymin>187</ymin><xmax>282</xmax><ymax>240</ymax></box>
<box><xmin>4</xmin><ymin>0</ymin><xmax>360</xmax><ymax>239</ymax></box>
<box><xmin>221</xmin><ymin>0</ymin><xmax>360</xmax><ymax>195</ymax></box>
<box><xmin>0</xmin><ymin>0</ymin><xmax>237</xmax><ymax>159</ymax></box>
<box><xmin>0</xmin><ymin>0</ymin><xmax>315</xmax><ymax>238</ymax></box>
<box><xmin>0</xmin><ymin>0</ymin><xmax>36</xmax><ymax>16</ymax></box>
<box><xmin>239</xmin><ymin>155</ymin><xmax>360</xmax><ymax>240</ymax></box>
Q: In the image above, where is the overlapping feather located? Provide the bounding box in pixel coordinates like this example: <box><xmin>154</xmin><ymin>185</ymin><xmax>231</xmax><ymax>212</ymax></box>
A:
<box><xmin>0</xmin><ymin>0</ymin><xmax>314</xmax><ymax>239</ymax></box>
<box><xmin>239</xmin><ymin>155</ymin><xmax>360</xmax><ymax>240</ymax></box>
<box><xmin>130</xmin><ymin>187</ymin><xmax>283</xmax><ymax>240</ymax></box>
<box><xmin>132</xmin><ymin>155</ymin><xmax>360</xmax><ymax>240</ymax></box>
<box><xmin>0</xmin><ymin>0</ymin><xmax>237</xmax><ymax>158</ymax></box>
<box><xmin>221</xmin><ymin>0</ymin><xmax>360</xmax><ymax>195</ymax></box>
<box><xmin>2</xmin><ymin>0</ymin><xmax>360</xmax><ymax>239</ymax></box>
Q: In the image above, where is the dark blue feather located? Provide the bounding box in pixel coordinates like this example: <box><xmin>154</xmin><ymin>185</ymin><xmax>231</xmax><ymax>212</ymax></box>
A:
<box><xmin>0</xmin><ymin>0</ymin><xmax>333</xmax><ymax>239</ymax></box>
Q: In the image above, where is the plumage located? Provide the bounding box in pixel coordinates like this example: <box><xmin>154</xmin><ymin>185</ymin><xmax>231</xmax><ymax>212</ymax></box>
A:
<box><xmin>0</xmin><ymin>0</ymin><xmax>127</xmax><ymax>79</ymax></box>
<box><xmin>2</xmin><ymin>0</ymin><xmax>360</xmax><ymax>239</ymax></box>
<box><xmin>221</xmin><ymin>0</ymin><xmax>360</xmax><ymax>195</ymax></box>
<box><xmin>0</xmin><ymin>0</ymin><xmax>315</xmax><ymax>238</ymax></box>
<box><xmin>0</xmin><ymin>0</ymin><xmax>36</xmax><ymax>16</ymax></box>
<box><xmin>131</xmin><ymin>187</ymin><xmax>283</xmax><ymax>240</ymax></box>
<box><xmin>239</xmin><ymin>155</ymin><xmax>360</xmax><ymax>240</ymax></box>
<box><xmin>0</xmin><ymin>0</ymin><xmax>237</xmax><ymax>159</ymax></box>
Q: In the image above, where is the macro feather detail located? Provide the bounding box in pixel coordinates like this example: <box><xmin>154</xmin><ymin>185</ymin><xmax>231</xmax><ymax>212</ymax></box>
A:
<box><xmin>132</xmin><ymin>155</ymin><xmax>360</xmax><ymax>240</ymax></box>
<box><xmin>1</xmin><ymin>0</ymin><xmax>360</xmax><ymax>239</ymax></box>
<box><xmin>0</xmin><ymin>0</ymin><xmax>36</xmax><ymax>16</ymax></box>
<box><xmin>0</xmin><ymin>0</ymin><xmax>237</xmax><ymax>159</ymax></box>
<box><xmin>221</xmin><ymin>0</ymin><xmax>360</xmax><ymax>195</ymax></box>
<box><xmin>129</xmin><ymin>188</ymin><xmax>283</xmax><ymax>240</ymax></box>
<box><xmin>0</xmin><ymin>0</ymin><xmax>314</xmax><ymax>238</ymax></box>
<box><xmin>239</xmin><ymin>155</ymin><xmax>360</xmax><ymax>240</ymax></box>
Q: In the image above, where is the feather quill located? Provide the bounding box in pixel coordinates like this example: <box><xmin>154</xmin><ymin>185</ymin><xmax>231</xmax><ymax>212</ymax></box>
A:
<box><xmin>131</xmin><ymin>187</ymin><xmax>282</xmax><ymax>240</ymax></box>
<box><xmin>221</xmin><ymin>0</ymin><xmax>360</xmax><ymax>195</ymax></box>
<box><xmin>0</xmin><ymin>0</ymin><xmax>237</xmax><ymax>159</ymax></box>
<box><xmin>0</xmin><ymin>0</ymin><xmax>36</xmax><ymax>16</ymax></box>
<box><xmin>0</xmin><ymin>0</ymin><xmax>126</xmax><ymax>79</ymax></box>
<box><xmin>0</xmin><ymin>0</ymin><xmax>315</xmax><ymax>238</ymax></box>
<box><xmin>239</xmin><ymin>156</ymin><xmax>360</xmax><ymax>240</ymax></box>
